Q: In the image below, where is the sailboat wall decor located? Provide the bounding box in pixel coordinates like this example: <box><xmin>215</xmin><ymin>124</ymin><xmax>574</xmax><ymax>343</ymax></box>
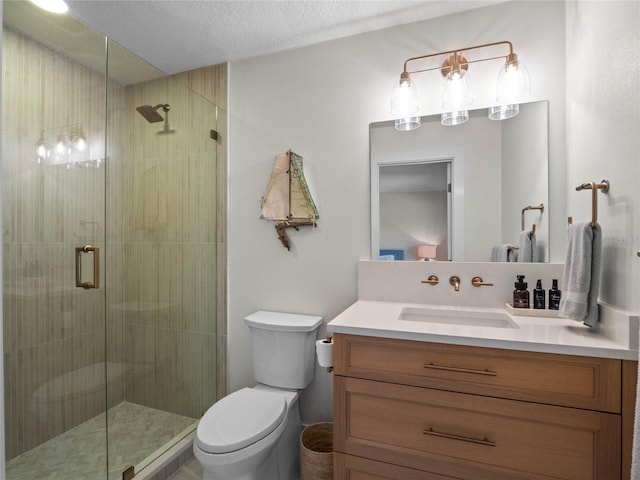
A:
<box><xmin>261</xmin><ymin>150</ymin><xmax>319</xmax><ymax>250</ymax></box>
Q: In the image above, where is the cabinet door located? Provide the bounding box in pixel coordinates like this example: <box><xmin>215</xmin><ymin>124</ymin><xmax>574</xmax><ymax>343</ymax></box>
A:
<box><xmin>333</xmin><ymin>334</ymin><xmax>621</xmax><ymax>412</ymax></box>
<box><xmin>334</xmin><ymin>376</ymin><xmax>621</xmax><ymax>480</ymax></box>
<box><xmin>334</xmin><ymin>453</ymin><xmax>460</xmax><ymax>480</ymax></box>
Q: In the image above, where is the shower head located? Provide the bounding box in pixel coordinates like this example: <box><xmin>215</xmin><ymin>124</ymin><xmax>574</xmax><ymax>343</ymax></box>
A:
<box><xmin>136</xmin><ymin>104</ymin><xmax>170</xmax><ymax>123</ymax></box>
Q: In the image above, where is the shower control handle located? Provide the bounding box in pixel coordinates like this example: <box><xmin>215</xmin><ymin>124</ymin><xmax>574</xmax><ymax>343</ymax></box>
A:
<box><xmin>75</xmin><ymin>245</ymin><xmax>100</xmax><ymax>289</ymax></box>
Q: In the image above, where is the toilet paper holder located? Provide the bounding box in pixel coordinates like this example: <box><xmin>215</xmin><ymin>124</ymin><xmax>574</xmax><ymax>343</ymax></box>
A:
<box><xmin>316</xmin><ymin>336</ymin><xmax>333</xmax><ymax>372</ymax></box>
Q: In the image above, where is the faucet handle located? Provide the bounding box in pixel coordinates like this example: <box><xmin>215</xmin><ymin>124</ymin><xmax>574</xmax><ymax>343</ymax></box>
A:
<box><xmin>471</xmin><ymin>276</ymin><xmax>494</xmax><ymax>287</ymax></box>
<box><xmin>421</xmin><ymin>275</ymin><xmax>439</xmax><ymax>286</ymax></box>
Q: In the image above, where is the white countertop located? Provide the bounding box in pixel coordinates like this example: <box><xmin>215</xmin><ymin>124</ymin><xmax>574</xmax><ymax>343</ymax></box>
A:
<box><xmin>327</xmin><ymin>300</ymin><xmax>639</xmax><ymax>360</ymax></box>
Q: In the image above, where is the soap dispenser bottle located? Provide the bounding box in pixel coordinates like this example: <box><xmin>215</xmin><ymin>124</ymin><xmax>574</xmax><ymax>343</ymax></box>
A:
<box><xmin>549</xmin><ymin>279</ymin><xmax>562</xmax><ymax>310</ymax></box>
<box><xmin>533</xmin><ymin>279</ymin><xmax>545</xmax><ymax>310</ymax></box>
<box><xmin>513</xmin><ymin>275</ymin><xmax>530</xmax><ymax>309</ymax></box>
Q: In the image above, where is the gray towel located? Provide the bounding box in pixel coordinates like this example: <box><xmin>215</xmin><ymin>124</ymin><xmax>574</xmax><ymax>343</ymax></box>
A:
<box><xmin>517</xmin><ymin>231</ymin><xmax>538</xmax><ymax>262</ymax></box>
<box><xmin>559</xmin><ymin>222</ymin><xmax>602</xmax><ymax>327</ymax></box>
<box><xmin>490</xmin><ymin>245</ymin><xmax>511</xmax><ymax>262</ymax></box>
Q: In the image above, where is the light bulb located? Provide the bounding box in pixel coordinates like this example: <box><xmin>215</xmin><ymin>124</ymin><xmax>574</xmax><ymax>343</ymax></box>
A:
<box><xmin>55</xmin><ymin>135</ymin><xmax>67</xmax><ymax>155</ymax></box>
<box><xmin>391</xmin><ymin>73</ymin><xmax>419</xmax><ymax>118</ymax></box>
<box><xmin>442</xmin><ymin>69</ymin><xmax>472</xmax><ymax>111</ymax></box>
<box><xmin>73</xmin><ymin>135</ymin><xmax>87</xmax><ymax>151</ymax></box>
<box><xmin>496</xmin><ymin>55</ymin><xmax>530</xmax><ymax>104</ymax></box>
<box><xmin>36</xmin><ymin>139</ymin><xmax>46</xmax><ymax>158</ymax></box>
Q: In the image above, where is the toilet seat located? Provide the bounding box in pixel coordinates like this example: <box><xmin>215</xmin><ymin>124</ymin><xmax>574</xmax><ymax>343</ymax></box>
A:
<box><xmin>196</xmin><ymin>388</ymin><xmax>287</xmax><ymax>454</ymax></box>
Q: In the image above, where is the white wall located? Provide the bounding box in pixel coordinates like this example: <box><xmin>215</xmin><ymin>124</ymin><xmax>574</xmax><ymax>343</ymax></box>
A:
<box><xmin>229</xmin><ymin>0</ymin><xmax>567</xmax><ymax>422</ymax></box>
<box><xmin>370</xmin><ymin>113</ymin><xmax>503</xmax><ymax>261</ymax></box>
<box><xmin>501</xmin><ymin>100</ymin><xmax>549</xmax><ymax>260</ymax></box>
<box><xmin>565</xmin><ymin>1</ymin><xmax>640</xmax><ymax>311</ymax></box>
<box><xmin>380</xmin><ymin>191</ymin><xmax>448</xmax><ymax>260</ymax></box>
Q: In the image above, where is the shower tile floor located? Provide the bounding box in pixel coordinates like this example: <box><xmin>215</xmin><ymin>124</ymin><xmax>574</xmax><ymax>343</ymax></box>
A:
<box><xmin>6</xmin><ymin>402</ymin><xmax>197</xmax><ymax>480</ymax></box>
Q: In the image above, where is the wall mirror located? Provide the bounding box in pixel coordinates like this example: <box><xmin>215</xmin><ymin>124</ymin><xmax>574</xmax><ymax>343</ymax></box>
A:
<box><xmin>371</xmin><ymin>100</ymin><xmax>549</xmax><ymax>262</ymax></box>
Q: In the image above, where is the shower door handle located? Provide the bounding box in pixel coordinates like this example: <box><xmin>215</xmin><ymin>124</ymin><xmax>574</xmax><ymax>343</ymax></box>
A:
<box><xmin>75</xmin><ymin>245</ymin><xmax>100</xmax><ymax>289</ymax></box>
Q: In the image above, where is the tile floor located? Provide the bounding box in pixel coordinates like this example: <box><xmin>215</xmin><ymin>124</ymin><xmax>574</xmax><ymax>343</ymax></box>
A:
<box><xmin>167</xmin><ymin>457</ymin><xmax>202</xmax><ymax>479</ymax></box>
<box><xmin>5</xmin><ymin>402</ymin><xmax>196</xmax><ymax>480</ymax></box>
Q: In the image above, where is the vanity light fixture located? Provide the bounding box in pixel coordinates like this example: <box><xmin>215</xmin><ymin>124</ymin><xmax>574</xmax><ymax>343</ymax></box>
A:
<box><xmin>391</xmin><ymin>40</ymin><xmax>531</xmax><ymax>131</ymax></box>
<box><xmin>36</xmin><ymin>123</ymin><xmax>89</xmax><ymax>166</ymax></box>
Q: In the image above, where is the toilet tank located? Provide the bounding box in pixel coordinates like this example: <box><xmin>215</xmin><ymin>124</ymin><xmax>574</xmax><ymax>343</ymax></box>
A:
<box><xmin>245</xmin><ymin>311</ymin><xmax>323</xmax><ymax>389</ymax></box>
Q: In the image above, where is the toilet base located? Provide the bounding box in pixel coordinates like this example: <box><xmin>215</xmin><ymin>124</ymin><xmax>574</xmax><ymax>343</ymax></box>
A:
<box><xmin>274</xmin><ymin>401</ymin><xmax>302</xmax><ymax>480</ymax></box>
<box><xmin>200</xmin><ymin>453</ymin><xmax>277</xmax><ymax>480</ymax></box>
<box><xmin>195</xmin><ymin>387</ymin><xmax>302</xmax><ymax>480</ymax></box>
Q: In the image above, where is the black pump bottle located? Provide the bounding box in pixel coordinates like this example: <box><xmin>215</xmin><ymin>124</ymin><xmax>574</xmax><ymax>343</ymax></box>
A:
<box><xmin>533</xmin><ymin>279</ymin><xmax>545</xmax><ymax>309</ymax></box>
<box><xmin>549</xmin><ymin>279</ymin><xmax>561</xmax><ymax>310</ymax></box>
<box><xmin>513</xmin><ymin>275</ymin><xmax>530</xmax><ymax>309</ymax></box>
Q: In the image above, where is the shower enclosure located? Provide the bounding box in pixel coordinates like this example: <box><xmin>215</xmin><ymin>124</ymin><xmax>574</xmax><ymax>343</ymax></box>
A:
<box><xmin>2</xmin><ymin>2</ymin><xmax>225</xmax><ymax>478</ymax></box>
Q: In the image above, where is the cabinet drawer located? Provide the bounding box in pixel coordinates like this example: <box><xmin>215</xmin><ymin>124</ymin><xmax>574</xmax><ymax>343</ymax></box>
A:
<box><xmin>334</xmin><ymin>453</ymin><xmax>459</xmax><ymax>480</ymax></box>
<box><xmin>334</xmin><ymin>376</ymin><xmax>620</xmax><ymax>480</ymax></box>
<box><xmin>333</xmin><ymin>334</ymin><xmax>621</xmax><ymax>412</ymax></box>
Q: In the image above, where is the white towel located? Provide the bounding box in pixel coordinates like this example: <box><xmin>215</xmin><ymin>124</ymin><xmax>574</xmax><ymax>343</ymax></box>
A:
<box><xmin>490</xmin><ymin>245</ymin><xmax>511</xmax><ymax>262</ymax></box>
<box><xmin>559</xmin><ymin>222</ymin><xmax>602</xmax><ymax>327</ymax></box>
<box><xmin>517</xmin><ymin>231</ymin><xmax>538</xmax><ymax>262</ymax></box>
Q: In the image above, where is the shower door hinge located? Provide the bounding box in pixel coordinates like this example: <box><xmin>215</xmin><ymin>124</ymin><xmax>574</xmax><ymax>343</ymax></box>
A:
<box><xmin>122</xmin><ymin>465</ymin><xmax>135</xmax><ymax>480</ymax></box>
<box><xmin>210</xmin><ymin>129</ymin><xmax>218</xmax><ymax>141</ymax></box>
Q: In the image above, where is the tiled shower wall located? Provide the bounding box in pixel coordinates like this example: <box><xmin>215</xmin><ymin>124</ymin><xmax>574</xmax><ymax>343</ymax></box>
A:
<box><xmin>120</xmin><ymin>74</ymin><xmax>221</xmax><ymax>418</ymax></box>
<box><xmin>3</xmin><ymin>25</ymin><xmax>227</xmax><ymax>460</ymax></box>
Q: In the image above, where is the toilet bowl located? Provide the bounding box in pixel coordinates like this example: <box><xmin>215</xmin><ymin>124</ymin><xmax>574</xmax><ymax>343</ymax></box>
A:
<box><xmin>194</xmin><ymin>311</ymin><xmax>322</xmax><ymax>480</ymax></box>
<box><xmin>194</xmin><ymin>385</ymin><xmax>300</xmax><ymax>480</ymax></box>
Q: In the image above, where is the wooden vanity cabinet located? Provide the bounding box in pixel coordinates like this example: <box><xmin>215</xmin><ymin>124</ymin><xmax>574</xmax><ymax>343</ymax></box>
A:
<box><xmin>333</xmin><ymin>333</ymin><xmax>637</xmax><ymax>480</ymax></box>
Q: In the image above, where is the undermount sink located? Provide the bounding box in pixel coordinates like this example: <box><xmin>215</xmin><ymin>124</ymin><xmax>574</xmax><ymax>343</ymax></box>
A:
<box><xmin>399</xmin><ymin>306</ymin><xmax>519</xmax><ymax>329</ymax></box>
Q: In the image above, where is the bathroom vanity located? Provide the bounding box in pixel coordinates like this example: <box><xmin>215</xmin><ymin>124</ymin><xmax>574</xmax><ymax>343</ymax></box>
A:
<box><xmin>328</xmin><ymin>298</ymin><xmax>639</xmax><ymax>480</ymax></box>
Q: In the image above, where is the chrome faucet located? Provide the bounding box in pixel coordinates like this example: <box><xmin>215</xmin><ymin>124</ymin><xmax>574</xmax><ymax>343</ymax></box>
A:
<box><xmin>449</xmin><ymin>275</ymin><xmax>461</xmax><ymax>292</ymax></box>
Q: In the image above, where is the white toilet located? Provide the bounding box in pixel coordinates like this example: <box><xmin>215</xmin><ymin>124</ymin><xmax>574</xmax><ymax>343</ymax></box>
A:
<box><xmin>194</xmin><ymin>310</ymin><xmax>323</xmax><ymax>480</ymax></box>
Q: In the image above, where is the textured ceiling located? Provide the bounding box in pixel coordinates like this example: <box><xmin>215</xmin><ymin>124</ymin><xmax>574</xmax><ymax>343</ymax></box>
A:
<box><xmin>66</xmin><ymin>0</ymin><xmax>503</xmax><ymax>74</ymax></box>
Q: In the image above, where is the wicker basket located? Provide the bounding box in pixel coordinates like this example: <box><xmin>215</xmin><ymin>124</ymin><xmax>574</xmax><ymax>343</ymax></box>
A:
<box><xmin>300</xmin><ymin>422</ymin><xmax>333</xmax><ymax>480</ymax></box>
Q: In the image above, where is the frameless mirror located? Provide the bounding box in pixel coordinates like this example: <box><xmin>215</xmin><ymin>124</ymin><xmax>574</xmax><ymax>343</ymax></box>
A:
<box><xmin>371</xmin><ymin>100</ymin><xmax>549</xmax><ymax>262</ymax></box>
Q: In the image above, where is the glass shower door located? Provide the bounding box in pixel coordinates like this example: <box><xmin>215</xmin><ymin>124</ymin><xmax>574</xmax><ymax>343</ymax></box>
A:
<box><xmin>2</xmin><ymin>2</ymin><xmax>110</xmax><ymax>478</ymax></box>
<box><xmin>3</xmin><ymin>4</ymin><xmax>222</xmax><ymax>479</ymax></box>
<box><xmin>104</xmin><ymin>41</ymin><xmax>220</xmax><ymax>477</ymax></box>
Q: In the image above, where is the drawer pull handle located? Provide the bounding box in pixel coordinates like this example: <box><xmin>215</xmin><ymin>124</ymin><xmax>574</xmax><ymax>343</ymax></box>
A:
<box><xmin>423</xmin><ymin>428</ymin><xmax>496</xmax><ymax>447</ymax></box>
<box><xmin>423</xmin><ymin>363</ymin><xmax>497</xmax><ymax>376</ymax></box>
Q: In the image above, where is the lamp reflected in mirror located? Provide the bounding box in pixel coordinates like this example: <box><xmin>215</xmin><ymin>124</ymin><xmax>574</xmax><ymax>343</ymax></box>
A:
<box><xmin>417</xmin><ymin>244</ymin><xmax>438</xmax><ymax>261</ymax></box>
<box><xmin>488</xmin><ymin>104</ymin><xmax>519</xmax><ymax>120</ymax></box>
<box><xmin>441</xmin><ymin>111</ymin><xmax>469</xmax><ymax>126</ymax></box>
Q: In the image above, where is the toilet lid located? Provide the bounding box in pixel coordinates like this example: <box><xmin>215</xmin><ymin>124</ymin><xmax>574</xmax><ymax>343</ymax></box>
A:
<box><xmin>196</xmin><ymin>388</ymin><xmax>287</xmax><ymax>454</ymax></box>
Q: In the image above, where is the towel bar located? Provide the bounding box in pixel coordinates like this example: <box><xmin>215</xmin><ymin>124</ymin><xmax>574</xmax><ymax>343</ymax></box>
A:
<box><xmin>521</xmin><ymin>203</ymin><xmax>544</xmax><ymax>231</ymax></box>
<box><xmin>574</xmin><ymin>180</ymin><xmax>609</xmax><ymax>226</ymax></box>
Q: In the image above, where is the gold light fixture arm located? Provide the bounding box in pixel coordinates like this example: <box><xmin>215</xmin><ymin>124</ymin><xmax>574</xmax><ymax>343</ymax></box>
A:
<box><xmin>401</xmin><ymin>40</ymin><xmax>515</xmax><ymax>77</ymax></box>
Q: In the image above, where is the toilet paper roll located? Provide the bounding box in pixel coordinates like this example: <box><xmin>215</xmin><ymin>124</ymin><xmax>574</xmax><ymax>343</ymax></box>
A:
<box><xmin>316</xmin><ymin>338</ymin><xmax>333</xmax><ymax>368</ymax></box>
